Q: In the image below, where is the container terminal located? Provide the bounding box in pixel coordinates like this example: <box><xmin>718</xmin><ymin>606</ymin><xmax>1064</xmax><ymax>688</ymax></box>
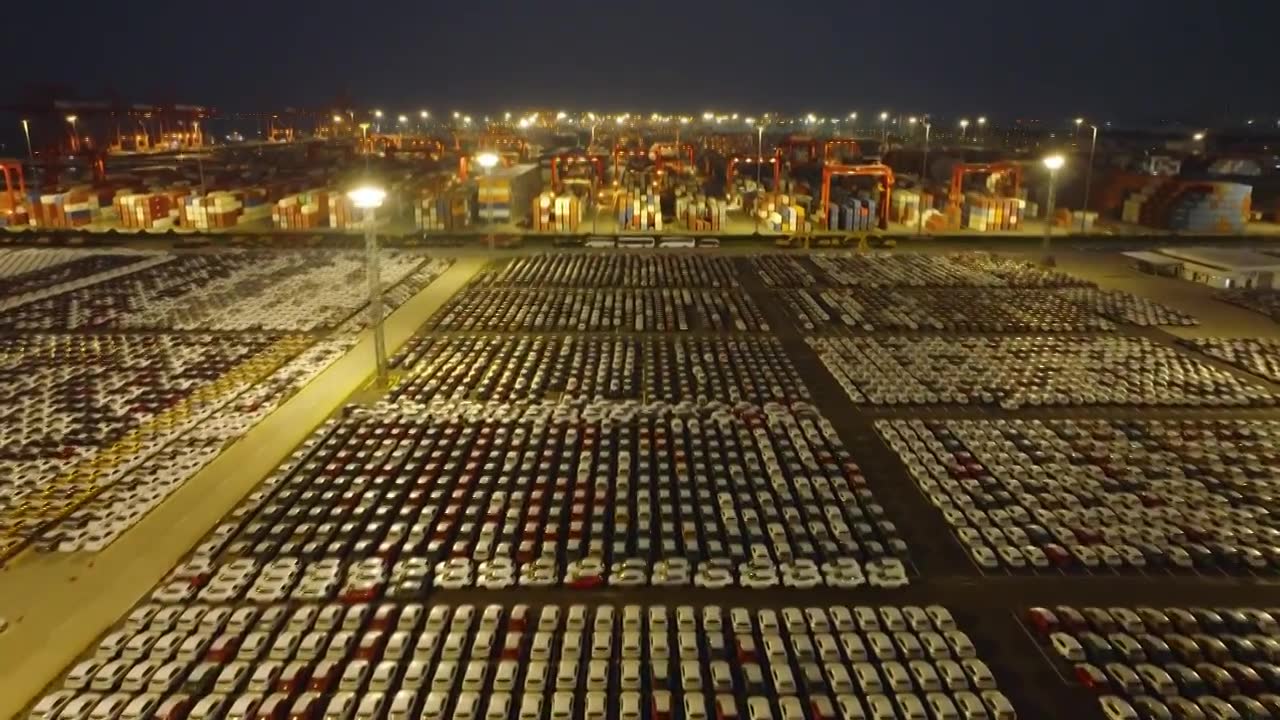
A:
<box><xmin>4</xmin><ymin>102</ymin><xmax>1279</xmax><ymax>243</ymax></box>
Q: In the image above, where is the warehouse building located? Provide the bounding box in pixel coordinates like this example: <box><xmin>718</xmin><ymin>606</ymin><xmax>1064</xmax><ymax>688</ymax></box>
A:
<box><xmin>1153</xmin><ymin>246</ymin><xmax>1280</xmax><ymax>289</ymax></box>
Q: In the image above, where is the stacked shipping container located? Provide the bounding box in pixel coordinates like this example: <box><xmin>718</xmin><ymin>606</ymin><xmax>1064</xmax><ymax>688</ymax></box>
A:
<box><xmin>675</xmin><ymin>195</ymin><xmax>727</xmax><ymax>232</ymax></box>
<box><xmin>272</xmin><ymin>190</ymin><xmax>331</xmax><ymax>230</ymax></box>
<box><xmin>1121</xmin><ymin>180</ymin><xmax>1252</xmax><ymax>233</ymax></box>
<box><xmin>414</xmin><ymin>189</ymin><xmax>473</xmax><ymax>231</ymax></box>
<box><xmin>115</xmin><ymin>193</ymin><xmax>183</xmax><ymax>230</ymax></box>
<box><xmin>532</xmin><ymin>192</ymin><xmax>585</xmax><ymax>233</ymax></box>
<box><xmin>476</xmin><ymin>164</ymin><xmax>540</xmax><ymax>225</ymax></box>
<box><xmin>960</xmin><ymin>195</ymin><xmax>1027</xmax><ymax>232</ymax></box>
<box><xmin>826</xmin><ymin>198</ymin><xmax>878</xmax><ymax>232</ymax></box>
<box><xmin>756</xmin><ymin>194</ymin><xmax>809</xmax><ymax>233</ymax></box>
<box><xmin>613</xmin><ymin>191</ymin><xmax>663</xmax><ymax>231</ymax></box>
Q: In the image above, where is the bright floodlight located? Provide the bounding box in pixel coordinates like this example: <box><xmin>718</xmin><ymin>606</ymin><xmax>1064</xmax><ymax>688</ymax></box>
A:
<box><xmin>398</xmin><ymin>115</ymin><xmax>408</xmax><ymax>123</ymax></box>
<box><xmin>1043</xmin><ymin>155</ymin><xmax>1065</xmax><ymax>171</ymax></box>
<box><xmin>557</xmin><ymin>111</ymin><xmax>567</xmax><ymax>120</ymax></box>
<box><xmin>373</xmin><ymin>110</ymin><xmax>383</xmax><ymax>118</ymax></box>
<box><xmin>476</xmin><ymin>152</ymin><xmax>500</xmax><ymax>170</ymax></box>
<box><xmin>879</xmin><ymin>111</ymin><xmax>889</xmax><ymax>120</ymax></box>
<box><xmin>1075</xmin><ymin>117</ymin><xmax>1084</xmax><ymax>126</ymax></box>
<box><xmin>959</xmin><ymin>119</ymin><xmax>970</xmax><ymax>128</ymax></box>
<box><xmin>908</xmin><ymin>116</ymin><xmax>917</xmax><ymax>124</ymax></box>
<box><xmin>332</xmin><ymin>115</ymin><xmax>342</xmax><ymax>123</ymax></box>
<box><xmin>348</xmin><ymin>186</ymin><xmax>386</xmax><ymax>210</ymax></box>
<box><xmin>66</xmin><ymin>115</ymin><xmax>77</xmax><ymax>123</ymax></box>
<box><xmin>420</xmin><ymin>110</ymin><xmax>430</xmax><ymax>119</ymax></box>
<box><xmin>849</xmin><ymin>112</ymin><xmax>857</xmax><ymax>119</ymax></box>
<box><xmin>745</xmin><ymin>117</ymin><xmax>756</xmax><ymax>126</ymax></box>
<box><xmin>1193</xmin><ymin>132</ymin><xmax>1206</xmax><ymax>141</ymax></box>
<box><xmin>978</xmin><ymin>117</ymin><xmax>987</xmax><ymax>125</ymax></box>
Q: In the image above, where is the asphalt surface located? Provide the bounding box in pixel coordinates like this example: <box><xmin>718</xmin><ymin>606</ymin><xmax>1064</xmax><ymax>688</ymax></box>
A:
<box><xmin>8</xmin><ymin>245</ymin><xmax>1280</xmax><ymax>720</ymax></box>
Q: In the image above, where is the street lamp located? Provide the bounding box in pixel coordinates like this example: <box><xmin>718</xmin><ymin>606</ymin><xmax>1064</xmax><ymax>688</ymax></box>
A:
<box><xmin>347</xmin><ymin>185</ymin><xmax>390</xmax><ymax>385</ymax></box>
<box><xmin>1078</xmin><ymin>120</ymin><xmax>1099</xmax><ymax>233</ymax></box>
<box><xmin>20</xmin><ymin>119</ymin><xmax>33</xmax><ymax>160</ymax></box>
<box><xmin>66</xmin><ymin>115</ymin><xmax>78</xmax><ymax>153</ymax></box>
<box><xmin>959</xmin><ymin>119</ymin><xmax>970</xmax><ymax>141</ymax></box>
<box><xmin>477</xmin><ymin>152</ymin><xmax>500</xmax><ymax>249</ymax></box>
<box><xmin>1192</xmin><ymin>132</ymin><xmax>1206</xmax><ymax>142</ymax></box>
<box><xmin>1074</xmin><ymin>117</ymin><xmax>1084</xmax><ymax>137</ymax></box>
<box><xmin>1041</xmin><ymin>155</ymin><xmax>1065</xmax><ymax>265</ymax></box>
<box><xmin>420</xmin><ymin>110</ymin><xmax>429</xmax><ymax>119</ymax></box>
<box><xmin>977</xmin><ymin>116</ymin><xmax>986</xmax><ymax>141</ymax></box>
<box><xmin>916</xmin><ymin>118</ymin><xmax>931</xmax><ymax>237</ymax></box>
<box><xmin>397</xmin><ymin>114</ymin><xmax>408</xmax><ymax>125</ymax></box>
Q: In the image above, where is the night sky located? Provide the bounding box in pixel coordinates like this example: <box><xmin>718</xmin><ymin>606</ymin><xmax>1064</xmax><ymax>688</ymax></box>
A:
<box><xmin>13</xmin><ymin>0</ymin><xmax>1279</xmax><ymax>121</ymax></box>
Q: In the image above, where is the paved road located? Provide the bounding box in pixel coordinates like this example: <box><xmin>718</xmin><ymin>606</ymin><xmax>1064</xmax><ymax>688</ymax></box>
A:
<box><xmin>0</xmin><ymin>258</ymin><xmax>486</xmax><ymax>720</ymax></box>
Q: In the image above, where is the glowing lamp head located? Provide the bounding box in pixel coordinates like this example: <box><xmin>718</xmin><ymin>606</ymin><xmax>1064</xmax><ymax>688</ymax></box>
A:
<box><xmin>348</xmin><ymin>186</ymin><xmax>386</xmax><ymax>210</ymax></box>
<box><xmin>1043</xmin><ymin>155</ymin><xmax>1065</xmax><ymax>171</ymax></box>
<box><xmin>476</xmin><ymin>152</ymin><xmax>500</xmax><ymax>170</ymax></box>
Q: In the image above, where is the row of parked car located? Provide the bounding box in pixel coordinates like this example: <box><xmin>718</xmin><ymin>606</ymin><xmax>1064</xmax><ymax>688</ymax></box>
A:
<box><xmin>0</xmin><ymin>249</ymin><xmax>448</xmax><ymax>333</ymax></box>
<box><xmin>178</xmin><ymin>400</ymin><xmax>907</xmax><ymax>591</ymax></box>
<box><xmin>34</xmin><ymin>602</ymin><xmax>1017</xmax><ymax>720</ymax></box>
<box><xmin>778</xmin><ymin>288</ymin><xmax>1114</xmax><ymax>334</ymax></box>
<box><xmin>475</xmin><ymin>255</ymin><xmax>739</xmax><ymax>289</ymax></box>
<box><xmin>1215</xmin><ymin>289</ymin><xmax>1280</xmax><ymax>324</ymax></box>
<box><xmin>1025</xmin><ymin>605</ymin><xmax>1280</xmax><ymax>720</ymax></box>
<box><xmin>0</xmin><ymin>248</ymin><xmax>150</xmax><ymax>294</ymax></box>
<box><xmin>877</xmin><ymin>418</ymin><xmax>1280</xmax><ymax>575</ymax></box>
<box><xmin>1183</xmin><ymin>339</ymin><xmax>1280</xmax><ymax>384</ymax></box>
<box><xmin>387</xmin><ymin>336</ymin><xmax>810</xmax><ymax>406</ymax></box>
<box><xmin>423</xmin><ymin>288</ymin><xmax>770</xmax><ymax>333</ymax></box>
<box><xmin>811</xmin><ymin>336</ymin><xmax>1274</xmax><ymax>408</ymax></box>
<box><xmin>37</xmin><ymin>338</ymin><xmax>356</xmax><ymax>555</ymax></box>
<box><xmin>1051</xmin><ymin>289</ymin><xmax>1197</xmax><ymax>327</ymax></box>
<box><xmin>0</xmin><ymin>333</ymin><xmax>323</xmax><ymax>554</ymax></box>
<box><xmin>753</xmin><ymin>254</ymin><xmax>1085</xmax><ymax>290</ymax></box>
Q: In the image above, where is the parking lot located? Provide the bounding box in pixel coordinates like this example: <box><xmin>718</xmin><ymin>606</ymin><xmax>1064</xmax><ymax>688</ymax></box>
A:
<box><xmin>9</xmin><ymin>246</ymin><xmax>1280</xmax><ymax>720</ymax></box>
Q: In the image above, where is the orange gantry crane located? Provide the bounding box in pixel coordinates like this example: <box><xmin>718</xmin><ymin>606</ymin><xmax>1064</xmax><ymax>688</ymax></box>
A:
<box><xmin>479</xmin><ymin>133</ymin><xmax>529</xmax><ymax>163</ymax></box>
<box><xmin>947</xmin><ymin>161</ymin><xmax>1022</xmax><ymax>215</ymax></box>
<box><xmin>776</xmin><ymin>136</ymin><xmax>819</xmax><ymax>164</ymax></box>
<box><xmin>819</xmin><ymin>163</ymin><xmax>896</xmax><ymax>230</ymax></box>
<box><xmin>549</xmin><ymin>153</ymin><xmax>606</xmax><ymax>192</ymax></box>
<box><xmin>822</xmin><ymin>138</ymin><xmax>863</xmax><ymax>164</ymax></box>
<box><xmin>725</xmin><ymin>153</ymin><xmax>781</xmax><ymax>191</ymax></box>
<box><xmin>650</xmin><ymin>142</ymin><xmax>696</xmax><ymax>175</ymax></box>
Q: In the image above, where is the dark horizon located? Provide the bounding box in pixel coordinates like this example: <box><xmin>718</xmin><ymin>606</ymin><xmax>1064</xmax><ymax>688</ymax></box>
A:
<box><xmin>10</xmin><ymin>0</ymin><xmax>1280</xmax><ymax>121</ymax></box>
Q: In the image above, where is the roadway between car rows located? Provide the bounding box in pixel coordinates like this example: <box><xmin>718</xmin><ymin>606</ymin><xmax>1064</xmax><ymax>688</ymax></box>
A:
<box><xmin>0</xmin><ymin>258</ymin><xmax>488</xmax><ymax>720</ymax></box>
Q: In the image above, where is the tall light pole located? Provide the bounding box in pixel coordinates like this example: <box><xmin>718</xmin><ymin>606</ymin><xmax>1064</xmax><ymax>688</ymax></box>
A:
<box><xmin>477</xmin><ymin>152</ymin><xmax>500</xmax><ymax>250</ymax></box>
<box><xmin>879</xmin><ymin>112</ymin><xmax>889</xmax><ymax>151</ymax></box>
<box><xmin>66</xmin><ymin>115</ymin><xmax>78</xmax><ymax>153</ymax></box>
<box><xmin>1074</xmin><ymin>117</ymin><xmax>1083</xmax><ymax>137</ymax></box>
<box><xmin>1041</xmin><ymin>155</ymin><xmax>1065</xmax><ymax>266</ymax></box>
<box><xmin>959</xmin><ymin>119</ymin><xmax>970</xmax><ymax>142</ymax></box>
<box><xmin>977</xmin><ymin>116</ymin><xmax>986</xmax><ymax>143</ymax></box>
<box><xmin>1080</xmin><ymin>121</ymin><xmax>1099</xmax><ymax>233</ymax></box>
<box><xmin>916</xmin><ymin>117</ymin><xmax>931</xmax><ymax>237</ymax></box>
<box><xmin>348</xmin><ymin>185</ymin><xmax>389</xmax><ymax>385</ymax></box>
<box><xmin>20</xmin><ymin>119</ymin><xmax>33</xmax><ymax>160</ymax></box>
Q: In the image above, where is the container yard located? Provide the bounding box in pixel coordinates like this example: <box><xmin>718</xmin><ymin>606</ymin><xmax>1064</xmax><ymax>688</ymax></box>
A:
<box><xmin>4</xmin><ymin>107</ymin><xmax>1278</xmax><ymax>240</ymax></box>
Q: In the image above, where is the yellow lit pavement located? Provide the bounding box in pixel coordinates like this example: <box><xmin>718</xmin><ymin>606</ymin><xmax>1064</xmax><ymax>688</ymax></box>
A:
<box><xmin>0</xmin><ymin>257</ymin><xmax>484</xmax><ymax>720</ymax></box>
